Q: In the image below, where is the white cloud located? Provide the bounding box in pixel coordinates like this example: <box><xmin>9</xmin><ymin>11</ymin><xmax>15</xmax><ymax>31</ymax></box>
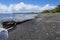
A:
<box><xmin>0</xmin><ymin>2</ymin><xmax>56</xmax><ymax>13</ymax></box>
<box><xmin>41</xmin><ymin>4</ymin><xmax>56</xmax><ymax>11</ymax></box>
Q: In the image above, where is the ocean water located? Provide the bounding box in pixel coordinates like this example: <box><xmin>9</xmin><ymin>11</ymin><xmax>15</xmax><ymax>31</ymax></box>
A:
<box><xmin>0</xmin><ymin>13</ymin><xmax>37</xmax><ymax>40</ymax></box>
<box><xmin>0</xmin><ymin>13</ymin><xmax>37</xmax><ymax>22</ymax></box>
<box><xmin>0</xmin><ymin>14</ymin><xmax>12</xmax><ymax>22</ymax></box>
<box><xmin>0</xmin><ymin>28</ymin><xmax>8</xmax><ymax>40</ymax></box>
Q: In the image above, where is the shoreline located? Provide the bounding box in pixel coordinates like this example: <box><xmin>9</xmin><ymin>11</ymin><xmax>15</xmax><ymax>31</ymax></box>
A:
<box><xmin>7</xmin><ymin>14</ymin><xmax>60</xmax><ymax>40</ymax></box>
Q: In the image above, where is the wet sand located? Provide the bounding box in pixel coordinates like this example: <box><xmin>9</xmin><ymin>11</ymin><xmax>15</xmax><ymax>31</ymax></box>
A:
<box><xmin>7</xmin><ymin>14</ymin><xmax>60</xmax><ymax>40</ymax></box>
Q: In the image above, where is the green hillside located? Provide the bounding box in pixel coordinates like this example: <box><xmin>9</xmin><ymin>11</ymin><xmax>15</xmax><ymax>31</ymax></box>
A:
<box><xmin>40</xmin><ymin>5</ymin><xmax>60</xmax><ymax>13</ymax></box>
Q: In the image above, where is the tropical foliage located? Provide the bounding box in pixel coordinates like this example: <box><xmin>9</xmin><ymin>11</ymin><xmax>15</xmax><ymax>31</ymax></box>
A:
<box><xmin>40</xmin><ymin>5</ymin><xmax>60</xmax><ymax>13</ymax></box>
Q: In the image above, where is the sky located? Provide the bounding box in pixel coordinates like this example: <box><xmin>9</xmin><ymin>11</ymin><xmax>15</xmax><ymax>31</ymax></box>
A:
<box><xmin>0</xmin><ymin>0</ymin><xmax>60</xmax><ymax>13</ymax></box>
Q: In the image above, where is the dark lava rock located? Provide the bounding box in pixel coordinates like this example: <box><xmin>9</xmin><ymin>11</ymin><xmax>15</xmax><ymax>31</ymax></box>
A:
<box><xmin>2</xmin><ymin>19</ymin><xmax>32</xmax><ymax>29</ymax></box>
<box><xmin>2</xmin><ymin>21</ymin><xmax>16</xmax><ymax>29</ymax></box>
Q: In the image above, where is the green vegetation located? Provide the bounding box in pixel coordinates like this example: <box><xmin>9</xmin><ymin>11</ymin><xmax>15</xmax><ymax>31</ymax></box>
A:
<box><xmin>40</xmin><ymin>5</ymin><xmax>60</xmax><ymax>13</ymax></box>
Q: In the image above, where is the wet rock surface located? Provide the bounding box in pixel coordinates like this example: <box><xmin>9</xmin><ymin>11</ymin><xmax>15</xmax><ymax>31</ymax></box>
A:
<box><xmin>2</xmin><ymin>19</ymin><xmax>32</xmax><ymax>29</ymax></box>
<box><xmin>7</xmin><ymin>14</ymin><xmax>60</xmax><ymax>40</ymax></box>
<box><xmin>2</xmin><ymin>21</ymin><xmax>16</xmax><ymax>29</ymax></box>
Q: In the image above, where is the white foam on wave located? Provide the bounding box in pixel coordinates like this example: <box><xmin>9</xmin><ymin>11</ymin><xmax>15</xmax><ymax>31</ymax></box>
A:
<box><xmin>0</xmin><ymin>25</ymin><xmax>8</xmax><ymax>40</ymax></box>
<box><xmin>0</xmin><ymin>14</ymin><xmax>38</xmax><ymax>22</ymax></box>
<box><xmin>13</xmin><ymin>14</ymin><xmax>38</xmax><ymax>22</ymax></box>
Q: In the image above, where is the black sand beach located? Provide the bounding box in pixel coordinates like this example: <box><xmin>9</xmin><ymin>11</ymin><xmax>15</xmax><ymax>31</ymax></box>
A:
<box><xmin>7</xmin><ymin>14</ymin><xmax>60</xmax><ymax>40</ymax></box>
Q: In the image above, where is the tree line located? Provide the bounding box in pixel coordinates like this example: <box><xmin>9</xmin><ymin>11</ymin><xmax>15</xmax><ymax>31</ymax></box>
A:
<box><xmin>40</xmin><ymin>5</ymin><xmax>60</xmax><ymax>13</ymax></box>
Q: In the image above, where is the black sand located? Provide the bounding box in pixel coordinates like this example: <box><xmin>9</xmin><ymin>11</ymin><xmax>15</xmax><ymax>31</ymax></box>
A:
<box><xmin>7</xmin><ymin>14</ymin><xmax>60</xmax><ymax>40</ymax></box>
